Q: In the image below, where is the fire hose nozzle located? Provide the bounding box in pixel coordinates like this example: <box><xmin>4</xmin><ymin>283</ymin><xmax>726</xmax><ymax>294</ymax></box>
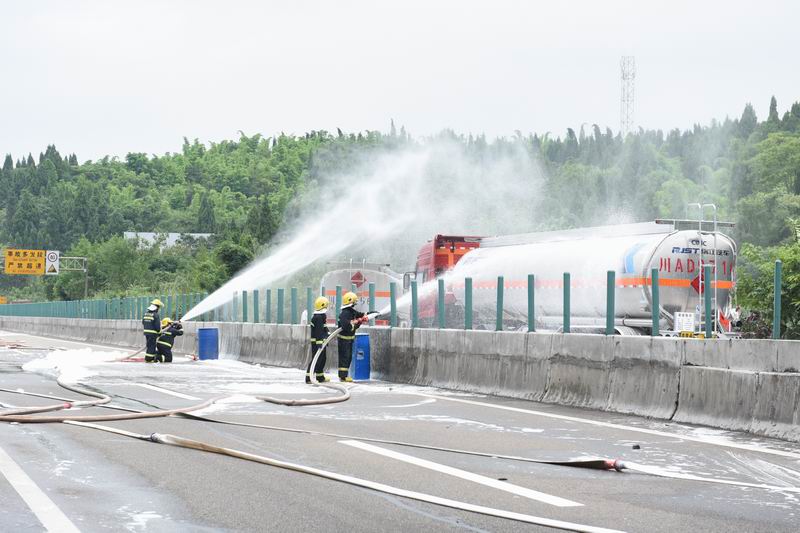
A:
<box><xmin>610</xmin><ymin>459</ymin><xmax>627</xmax><ymax>472</ymax></box>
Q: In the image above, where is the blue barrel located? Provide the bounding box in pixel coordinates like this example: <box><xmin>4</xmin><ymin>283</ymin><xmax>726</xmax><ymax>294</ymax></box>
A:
<box><xmin>198</xmin><ymin>328</ymin><xmax>219</xmax><ymax>360</ymax></box>
<box><xmin>351</xmin><ymin>333</ymin><xmax>370</xmax><ymax>381</ymax></box>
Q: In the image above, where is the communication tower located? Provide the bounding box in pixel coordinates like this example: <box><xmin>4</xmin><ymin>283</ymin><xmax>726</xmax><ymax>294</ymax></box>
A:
<box><xmin>620</xmin><ymin>56</ymin><xmax>636</xmax><ymax>136</ymax></box>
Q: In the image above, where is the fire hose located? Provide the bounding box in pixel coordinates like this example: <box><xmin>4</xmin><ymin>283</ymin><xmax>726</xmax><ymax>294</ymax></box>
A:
<box><xmin>58</xmin><ymin>419</ymin><xmax>624</xmax><ymax>533</ymax></box>
<box><xmin>6</xmin><ymin>382</ymin><xmax>800</xmax><ymax>493</ymax></box>
<box><xmin>3</xmin><ymin>332</ymin><xmax>800</xmax><ymax>533</ymax></box>
<box><xmin>0</xmin><ymin>374</ymin><xmax>217</xmax><ymax>423</ymax></box>
<box><xmin>257</xmin><ymin>311</ymin><xmax>379</xmax><ymax>406</ymax></box>
<box><xmin>0</xmin><ymin>377</ymin><xmax>622</xmax><ymax>533</ymax></box>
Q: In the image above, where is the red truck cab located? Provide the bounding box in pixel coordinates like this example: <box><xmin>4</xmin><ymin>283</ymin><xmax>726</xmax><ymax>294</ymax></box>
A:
<box><xmin>412</xmin><ymin>235</ymin><xmax>481</xmax><ymax>324</ymax></box>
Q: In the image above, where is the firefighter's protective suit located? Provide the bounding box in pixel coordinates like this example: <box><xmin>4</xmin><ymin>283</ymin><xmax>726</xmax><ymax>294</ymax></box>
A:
<box><xmin>337</xmin><ymin>292</ymin><xmax>365</xmax><ymax>382</ymax></box>
<box><xmin>156</xmin><ymin>319</ymin><xmax>183</xmax><ymax>363</ymax></box>
<box><xmin>307</xmin><ymin>297</ymin><xmax>330</xmax><ymax>384</ymax></box>
<box><xmin>142</xmin><ymin>300</ymin><xmax>163</xmax><ymax>363</ymax></box>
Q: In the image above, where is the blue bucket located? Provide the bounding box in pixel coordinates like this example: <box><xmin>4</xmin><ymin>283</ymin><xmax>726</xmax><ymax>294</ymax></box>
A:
<box><xmin>351</xmin><ymin>333</ymin><xmax>370</xmax><ymax>381</ymax></box>
<box><xmin>198</xmin><ymin>328</ymin><xmax>219</xmax><ymax>360</ymax></box>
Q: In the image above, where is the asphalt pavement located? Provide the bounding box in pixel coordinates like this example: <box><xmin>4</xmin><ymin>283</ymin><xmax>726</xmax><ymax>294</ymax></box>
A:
<box><xmin>1</xmin><ymin>331</ymin><xmax>799</xmax><ymax>532</ymax></box>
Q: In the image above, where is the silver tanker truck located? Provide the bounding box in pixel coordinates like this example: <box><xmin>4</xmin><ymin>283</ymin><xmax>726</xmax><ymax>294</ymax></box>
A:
<box><xmin>410</xmin><ymin>219</ymin><xmax>737</xmax><ymax>335</ymax></box>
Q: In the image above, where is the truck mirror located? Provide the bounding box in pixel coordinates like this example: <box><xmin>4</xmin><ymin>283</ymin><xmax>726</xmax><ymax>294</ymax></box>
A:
<box><xmin>403</xmin><ymin>272</ymin><xmax>415</xmax><ymax>290</ymax></box>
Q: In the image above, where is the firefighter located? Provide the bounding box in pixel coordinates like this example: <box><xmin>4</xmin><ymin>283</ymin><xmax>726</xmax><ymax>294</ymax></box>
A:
<box><xmin>142</xmin><ymin>299</ymin><xmax>163</xmax><ymax>363</ymax></box>
<box><xmin>156</xmin><ymin>318</ymin><xmax>183</xmax><ymax>363</ymax></box>
<box><xmin>337</xmin><ymin>291</ymin><xmax>367</xmax><ymax>382</ymax></box>
<box><xmin>306</xmin><ymin>296</ymin><xmax>331</xmax><ymax>384</ymax></box>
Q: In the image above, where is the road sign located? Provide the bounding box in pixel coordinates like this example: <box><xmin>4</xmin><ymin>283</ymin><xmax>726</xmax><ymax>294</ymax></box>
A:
<box><xmin>45</xmin><ymin>250</ymin><xmax>60</xmax><ymax>275</ymax></box>
<box><xmin>4</xmin><ymin>249</ymin><xmax>45</xmax><ymax>275</ymax></box>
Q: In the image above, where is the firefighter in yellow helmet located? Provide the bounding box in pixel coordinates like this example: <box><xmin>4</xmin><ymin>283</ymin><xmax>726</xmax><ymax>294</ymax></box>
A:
<box><xmin>306</xmin><ymin>296</ymin><xmax>330</xmax><ymax>384</ymax></box>
<box><xmin>156</xmin><ymin>317</ymin><xmax>183</xmax><ymax>363</ymax></box>
<box><xmin>142</xmin><ymin>299</ymin><xmax>163</xmax><ymax>363</ymax></box>
<box><xmin>336</xmin><ymin>291</ymin><xmax>367</xmax><ymax>382</ymax></box>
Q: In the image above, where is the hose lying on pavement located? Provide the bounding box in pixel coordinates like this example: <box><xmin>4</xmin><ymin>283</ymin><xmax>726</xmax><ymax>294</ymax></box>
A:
<box><xmin>0</xmin><ymin>375</ymin><xmax>217</xmax><ymax>423</ymax></box>
<box><xmin>256</xmin><ymin>382</ymin><xmax>350</xmax><ymax>406</ymax></box>
<box><xmin>4</xmin><ymin>379</ymin><xmax>800</xmax><ymax>495</ymax></box>
<box><xmin>257</xmin><ymin>320</ymin><xmax>367</xmax><ymax>406</ymax></box>
<box><xmin>62</xmin><ymin>419</ymin><xmax>624</xmax><ymax>533</ymax></box>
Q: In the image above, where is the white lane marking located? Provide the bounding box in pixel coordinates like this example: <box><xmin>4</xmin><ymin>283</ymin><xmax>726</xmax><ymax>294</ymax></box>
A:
<box><xmin>410</xmin><ymin>393</ymin><xmax>800</xmax><ymax>460</ymax></box>
<box><xmin>340</xmin><ymin>440</ymin><xmax>582</xmax><ymax>507</ymax></box>
<box><xmin>0</xmin><ymin>445</ymin><xmax>81</xmax><ymax>533</ymax></box>
<box><xmin>383</xmin><ymin>398</ymin><xmax>437</xmax><ymax>409</ymax></box>
<box><xmin>134</xmin><ymin>383</ymin><xmax>201</xmax><ymax>401</ymax></box>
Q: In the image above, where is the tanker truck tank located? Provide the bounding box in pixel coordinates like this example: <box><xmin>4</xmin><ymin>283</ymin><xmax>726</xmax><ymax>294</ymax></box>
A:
<box><xmin>319</xmin><ymin>260</ymin><xmax>402</xmax><ymax>324</ymax></box>
<box><xmin>445</xmin><ymin>222</ymin><xmax>736</xmax><ymax>334</ymax></box>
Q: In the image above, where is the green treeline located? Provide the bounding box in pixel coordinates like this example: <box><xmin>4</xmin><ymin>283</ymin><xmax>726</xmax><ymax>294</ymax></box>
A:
<box><xmin>1</xmin><ymin>97</ymin><xmax>800</xmax><ymax>335</ymax></box>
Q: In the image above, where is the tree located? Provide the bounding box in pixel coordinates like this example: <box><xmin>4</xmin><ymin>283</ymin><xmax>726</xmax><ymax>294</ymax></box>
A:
<box><xmin>768</xmin><ymin>96</ymin><xmax>780</xmax><ymax>123</ymax></box>
<box><xmin>8</xmin><ymin>190</ymin><xmax>40</xmax><ymax>246</ymax></box>
<box><xmin>197</xmin><ymin>192</ymin><xmax>216</xmax><ymax>232</ymax></box>
<box><xmin>2</xmin><ymin>155</ymin><xmax>12</xmax><ymax>171</ymax></box>
<box><xmin>245</xmin><ymin>195</ymin><xmax>276</xmax><ymax>243</ymax></box>
<box><xmin>747</xmin><ymin>133</ymin><xmax>800</xmax><ymax>194</ymax></box>
<box><xmin>215</xmin><ymin>240</ymin><xmax>253</xmax><ymax>277</ymax></box>
<box><xmin>737</xmin><ymin>103</ymin><xmax>758</xmax><ymax>138</ymax></box>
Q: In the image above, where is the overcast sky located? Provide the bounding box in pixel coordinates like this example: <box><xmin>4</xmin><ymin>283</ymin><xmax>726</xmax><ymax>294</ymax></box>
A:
<box><xmin>1</xmin><ymin>0</ymin><xmax>798</xmax><ymax>161</ymax></box>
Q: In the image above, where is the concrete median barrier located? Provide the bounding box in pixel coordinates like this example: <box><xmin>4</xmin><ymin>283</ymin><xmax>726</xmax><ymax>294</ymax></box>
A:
<box><xmin>606</xmin><ymin>336</ymin><xmax>682</xmax><ymax>419</ymax></box>
<box><xmin>751</xmin><ymin>372</ymin><xmax>800</xmax><ymax>442</ymax></box>
<box><xmin>543</xmin><ymin>333</ymin><xmax>614</xmax><ymax>410</ymax></box>
<box><xmin>673</xmin><ymin>366</ymin><xmax>759</xmax><ymax>433</ymax></box>
<box><xmin>4</xmin><ymin>315</ymin><xmax>800</xmax><ymax>442</ymax></box>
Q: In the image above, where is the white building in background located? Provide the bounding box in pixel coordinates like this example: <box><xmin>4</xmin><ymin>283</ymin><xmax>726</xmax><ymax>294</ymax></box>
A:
<box><xmin>123</xmin><ymin>232</ymin><xmax>213</xmax><ymax>250</ymax></box>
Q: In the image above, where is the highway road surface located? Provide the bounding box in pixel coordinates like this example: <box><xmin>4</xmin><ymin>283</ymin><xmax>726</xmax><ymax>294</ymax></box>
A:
<box><xmin>1</xmin><ymin>330</ymin><xmax>799</xmax><ymax>532</ymax></box>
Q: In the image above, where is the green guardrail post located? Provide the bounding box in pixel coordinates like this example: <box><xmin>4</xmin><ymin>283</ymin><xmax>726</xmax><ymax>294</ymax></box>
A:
<box><xmin>335</xmin><ymin>285</ymin><xmax>342</xmax><ymax>313</ymax></box>
<box><xmin>253</xmin><ymin>289</ymin><xmax>260</xmax><ymax>323</ymax></box>
<box><xmin>277</xmin><ymin>288</ymin><xmax>285</xmax><ymax>324</ymax></box>
<box><xmin>437</xmin><ymin>278</ymin><xmax>445</xmax><ymax>329</ymax></box>
<box><xmin>389</xmin><ymin>282</ymin><xmax>397</xmax><ymax>327</ymax></box>
<box><xmin>265</xmin><ymin>289</ymin><xmax>272</xmax><ymax>323</ymax></box>
<box><xmin>464</xmin><ymin>277</ymin><xmax>473</xmax><ymax>330</ymax></box>
<box><xmin>496</xmin><ymin>276</ymin><xmax>504</xmax><ymax>331</ymax></box>
<box><xmin>290</xmin><ymin>287</ymin><xmax>298</xmax><ymax>324</ymax></box>
<box><xmin>563</xmin><ymin>272</ymin><xmax>571</xmax><ymax>333</ymax></box>
<box><xmin>368</xmin><ymin>283</ymin><xmax>376</xmax><ymax>325</ymax></box>
<box><xmin>527</xmin><ymin>274</ymin><xmax>535</xmax><ymax>332</ymax></box>
<box><xmin>606</xmin><ymin>271</ymin><xmax>615</xmax><ymax>335</ymax></box>
<box><xmin>242</xmin><ymin>290</ymin><xmax>248</xmax><ymax>322</ymax></box>
<box><xmin>410</xmin><ymin>280</ymin><xmax>418</xmax><ymax>328</ymax></box>
<box><xmin>773</xmin><ymin>260</ymin><xmax>782</xmax><ymax>340</ymax></box>
<box><xmin>704</xmin><ymin>265</ymin><xmax>713</xmax><ymax>338</ymax></box>
<box><xmin>306</xmin><ymin>287</ymin><xmax>313</xmax><ymax>323</ymax></box>
<box><xmin>651</xmin><ymin>268</ymin><xmax>660</xmax><ymax>336</ymax></box>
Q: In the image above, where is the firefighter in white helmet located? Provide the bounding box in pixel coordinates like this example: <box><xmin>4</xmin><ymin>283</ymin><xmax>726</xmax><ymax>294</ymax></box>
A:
<box><xmin>142</xmin><ymin>299</ymin><xmax>164</xmax><ymax>363</ymax></box>
<box><xmin>336</xmin><ymin>292</ymin><xmax>367</xmax><ymax>382</ymax></box>
<box><xmin>306</xmin><ymin>296</ymin><xmax>331</xmax><ymax>384</ymax></box>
